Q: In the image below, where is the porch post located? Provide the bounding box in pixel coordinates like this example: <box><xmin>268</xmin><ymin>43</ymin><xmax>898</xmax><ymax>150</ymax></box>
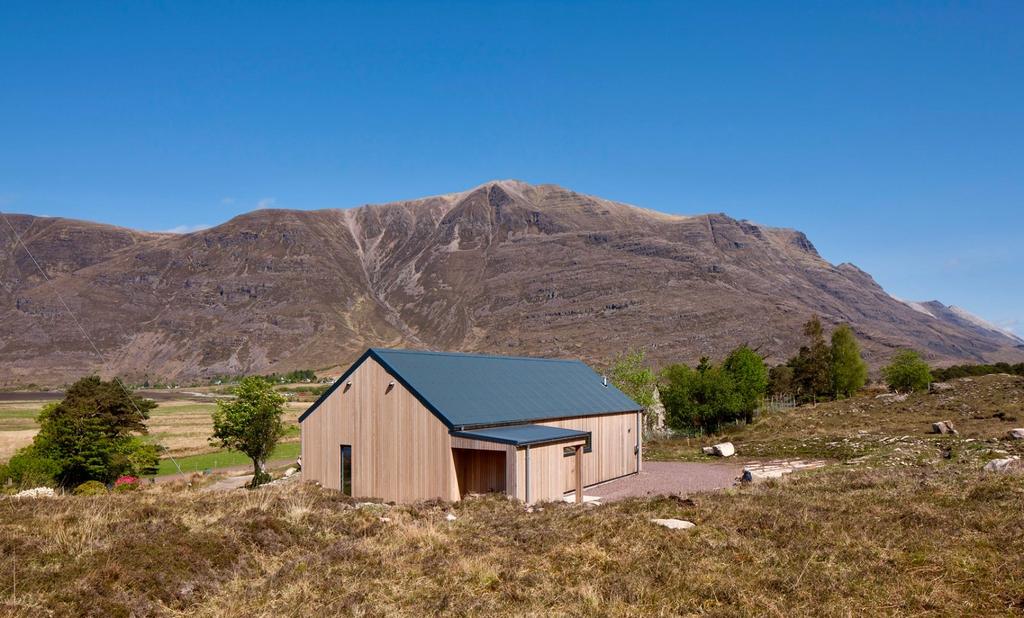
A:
<box><xmin>574</xmin><ymin>444</ymin><xmax>583</xmax><ymax>504</ymax></box>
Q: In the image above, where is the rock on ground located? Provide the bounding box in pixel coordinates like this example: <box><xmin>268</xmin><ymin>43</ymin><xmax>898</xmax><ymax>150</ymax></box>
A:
<box><xmin>932</xmin><ymin>420</ymin><xmax>958</xmax><ymax>435</ymax></box>
<box><xmin>650</xmin><ymin>518</ymin><xmax>695</xmax><ymax>530</ymax></box>
<box><xmin>742</xmin><ymin>459</ymin><xmax>828</xmax><ymax>483</ymax></box>
<box><xmin>983</xmin><ymin>457</ymin><xmax>1023</xmax><ymax>474</ymax></box>
<box><xmin>930</xmin><ymin>382</ymin><xmax>954</xmax><ymax>392</ymax></box>
<box><xmin>1006</xmin><ymin>429</ymin><xmax>1024</xmax><ymax>440</ymax></box>
<box><xmin>703</xmin><ymin>442</ymin><xmax>735</xmax><ymax>457</ymax></box>
<box><xmin>13</xmin><ymin>487</ymin><xmax>56</xmax><ymax>498</ymax></box>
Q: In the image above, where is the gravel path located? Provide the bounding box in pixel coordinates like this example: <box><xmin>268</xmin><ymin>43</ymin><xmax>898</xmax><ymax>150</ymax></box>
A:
<box><xmin>583</xmin><ymin>461</ymin><xmax>743</xmax><ymax>502</ymax></box>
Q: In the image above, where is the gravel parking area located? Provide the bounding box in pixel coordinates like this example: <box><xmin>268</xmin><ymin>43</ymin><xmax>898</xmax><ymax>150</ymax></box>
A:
<box><xmin>583</xmin><ymin>461</ymin><xmax>743</xmax><ymax>502</ymax></box>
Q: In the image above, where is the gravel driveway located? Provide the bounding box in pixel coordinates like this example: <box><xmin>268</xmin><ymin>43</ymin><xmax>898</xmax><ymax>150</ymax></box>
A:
<box><xmin>583</xmin><ymin>461</ymin><xmax>743</xmax><ymax>502</ymax></box>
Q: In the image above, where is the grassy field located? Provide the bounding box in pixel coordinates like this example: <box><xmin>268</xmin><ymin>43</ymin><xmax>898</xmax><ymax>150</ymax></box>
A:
<box><xmin>1</xmin><ymin>375</ymin><xmax>1022</xmax><ymax>615</ymax></box>
<box><xmin>156</xmin><ymin>441</ymin><xmax>301</xmax><ymax>476</ymax></box>
<box><xmin>0</xmin><ymin>396</ymin><xmax>306</xmax><ymax>472</ymax></box>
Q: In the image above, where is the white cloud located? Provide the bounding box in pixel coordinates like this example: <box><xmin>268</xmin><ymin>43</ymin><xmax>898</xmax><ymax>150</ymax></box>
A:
<box><xmin>162</xmin><ymin>223</ymin><xmax>212</xmax><ymax>234</ymax></box>
<box><xmin>257</xmin><ymin>197</ymin><xmax>276</xmax><ymax>209</ymax></box>
<box><xmin>996</xmin><ymin>318</ymin><xmax>1022</xmax><ymax>338</ymax></box>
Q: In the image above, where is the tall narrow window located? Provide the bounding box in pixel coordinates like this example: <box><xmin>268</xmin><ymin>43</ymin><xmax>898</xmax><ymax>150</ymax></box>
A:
<box><xmin>340</xmin><ymin>444</ymin><xmax>352</xmax><ymax>496</ymax></box>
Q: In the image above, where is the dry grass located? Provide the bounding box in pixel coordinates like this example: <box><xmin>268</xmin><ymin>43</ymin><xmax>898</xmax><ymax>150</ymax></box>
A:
<box><xmin>1</xmin><ymin>466</ymin><xmax>1022</xmax><ymax>616</ymax></box>
<box><xmin>1</xmin><ymin>376</ymin><xmax>1022</xmax><ymax>615</ymax></box>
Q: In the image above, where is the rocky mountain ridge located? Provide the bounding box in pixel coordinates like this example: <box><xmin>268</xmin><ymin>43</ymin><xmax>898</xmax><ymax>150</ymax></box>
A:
<box><xmin>2</xmin><ymin>180</ymin><xmax>1021</xmax><ymax>386</ymax></box>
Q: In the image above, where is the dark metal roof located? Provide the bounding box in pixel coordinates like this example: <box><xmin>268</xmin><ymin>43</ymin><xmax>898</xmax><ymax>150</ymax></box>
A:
<box><xmin>299</xmin><ymin>348</ymin><xmax>642</xmax><ymax>428</ymax></box>
<box><xmin>451</xmin><ymin>424</ymin><xmax>591</xmax><ymax>446</ymax></box>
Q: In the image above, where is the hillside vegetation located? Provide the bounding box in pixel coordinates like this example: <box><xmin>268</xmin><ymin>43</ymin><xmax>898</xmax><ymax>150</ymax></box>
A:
<box><xmin>649</xmin><ymin>373</ymin><xmax>1024</xmax><ymax>465</ymax></box>
<box><xmin>1</xmin><ymin>375</ymin><xmax>1023</xmax><ymax>615</ymax></box>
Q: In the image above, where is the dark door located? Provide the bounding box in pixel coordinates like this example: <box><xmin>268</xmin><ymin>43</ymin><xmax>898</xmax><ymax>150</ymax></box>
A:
<box><xmin>340</xmin><ymin>445</ymin><xmax>352</xmax><ymax>495</ymax></box>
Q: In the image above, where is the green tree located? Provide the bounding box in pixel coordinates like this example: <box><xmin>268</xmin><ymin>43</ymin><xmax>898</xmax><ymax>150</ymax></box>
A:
<box><xmin>722</xmin><ymin>346</ymin><xmax>768</xmax><ymax>422</ymax></box>
<box><xmin>211</xmin><ymin>376</ymin><xmax>286</xmax><ymax>487</ymax></box>
<box><xmin>767</xmin><ymin>365</ymin><xmax>795</xmax><ymax>397</ymax></box>
<box><xmin>661</xmin><ymin>358</ymin><xmax>739</xmax><ymax>434</ymax></box>
<box><xmin>792</xmin><ymin>315</ymin><xmax>832</xmax><ymax>403</ymax></box>
<box><xmin>10</xmin><ymin>376</ymin><xmax>160</xmax><ymax>488</ymax></box>
<box><xmin>882</xmin><ymin>350</ymin><xmax>933</xmax><ymax>393</ymax></box>
<box><xmin>830</xmin><ymin>324</ymin><xmax>868</xmax><ymax>398</ymax></box>
<box><xmin>607</xmin><ymin>350</ymin><xmax>657</xmax><ymax>410</ymax></box>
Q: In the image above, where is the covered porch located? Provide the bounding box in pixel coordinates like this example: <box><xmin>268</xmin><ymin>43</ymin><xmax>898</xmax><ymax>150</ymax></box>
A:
<box><xmin>450</xmin><ymin>424</ymin><xmax>591</xmax><ymax>504</ymax></box>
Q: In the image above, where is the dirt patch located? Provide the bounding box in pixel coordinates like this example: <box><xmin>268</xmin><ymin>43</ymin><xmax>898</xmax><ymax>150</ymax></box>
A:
<box><xmin>584</xmin><ymin>461</ymin><xmax>743</xmax><ymax>502</ymax></box>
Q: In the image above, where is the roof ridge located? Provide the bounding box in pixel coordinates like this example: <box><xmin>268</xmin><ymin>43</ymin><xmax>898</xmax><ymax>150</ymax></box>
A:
<box><xmin>371</xmin><ymin>347</ymin><xmax>588</xmax><ymax>364</ymax></box>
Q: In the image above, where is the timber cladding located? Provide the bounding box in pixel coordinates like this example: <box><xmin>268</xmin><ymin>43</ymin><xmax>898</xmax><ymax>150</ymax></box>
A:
<box><xmin>539</xmin><ymin>413</ymin><xmax>640</xmax><ymax>487</ymax></box>
<box><xmin>300</xmin><ymin>348</ymin><xmax>643</xmax><ymax>504</ymax></box>
<box><xmin>301</xmin><ymin>356</ymin><xmax>460</xmax><ymax>502</ymax></box>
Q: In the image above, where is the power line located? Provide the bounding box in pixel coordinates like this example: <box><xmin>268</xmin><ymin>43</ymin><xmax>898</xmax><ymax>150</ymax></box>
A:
<box><xmin>0</xmin><ymin>211</ymin><xmax>184</xmax><ymax>478</ymax></box>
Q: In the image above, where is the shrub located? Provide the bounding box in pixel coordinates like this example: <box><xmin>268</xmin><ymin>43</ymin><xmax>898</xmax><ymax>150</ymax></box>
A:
<box><xmin>74</xmin><ymin>480</ymin><xmax>108</xmax><ymax>496</ymax></box>
<box><xmin>113</xmin><ymin>476</ymin><xmax>140</xmax><ymax>492</ymax></box>
<box><xmin>882</xmin><ymin>350</ymin><xmax>933</xmax><ymax>393</ymax></box>
<box><xmin>0</xmin><ymin>448</ymin><xmax>61</xmax><ymax>488</ymax></box>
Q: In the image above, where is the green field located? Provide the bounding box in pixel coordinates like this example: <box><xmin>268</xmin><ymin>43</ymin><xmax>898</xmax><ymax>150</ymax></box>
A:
<box><xmin>156</xmin><ymin>441</ymin><xmax>301</xmax><ymax>476</ymax></box>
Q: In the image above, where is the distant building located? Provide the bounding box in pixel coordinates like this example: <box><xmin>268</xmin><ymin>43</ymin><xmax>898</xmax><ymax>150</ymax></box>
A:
<box><xmin>299</xmin><ymin>348</ymin><xmax>643</xmax><ymax>504</ymax></box>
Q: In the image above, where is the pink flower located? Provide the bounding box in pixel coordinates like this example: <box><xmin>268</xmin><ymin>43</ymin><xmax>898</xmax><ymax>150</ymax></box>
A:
<box><xmin>114</xmin><ymin>475</ymin><xmax>139</xmax><ymax>486</ymax></box>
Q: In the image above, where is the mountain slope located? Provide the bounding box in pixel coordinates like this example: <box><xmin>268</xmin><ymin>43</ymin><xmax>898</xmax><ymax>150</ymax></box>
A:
<box><xmin>2</xmin><ymin>180</ymin><xmax>1021</xmax><ymax>386</ymax></box>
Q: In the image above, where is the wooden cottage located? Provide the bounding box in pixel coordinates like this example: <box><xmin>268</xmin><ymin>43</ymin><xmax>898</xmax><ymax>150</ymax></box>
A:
<box><xmin>299</xmin><ymin>348</ymin><xmax>644</xmax><ymax>504</ymax></box>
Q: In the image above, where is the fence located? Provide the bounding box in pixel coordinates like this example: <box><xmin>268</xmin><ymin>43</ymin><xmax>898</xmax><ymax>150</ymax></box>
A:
<box><xmin>758</xmin><ymin>394</ymin><xmax>796</xmax><ymax>414</ymax></box>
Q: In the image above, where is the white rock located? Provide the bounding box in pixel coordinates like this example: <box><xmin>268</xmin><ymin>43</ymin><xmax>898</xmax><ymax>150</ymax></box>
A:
<box><xmin>983</xmin><ymin>457</ymin><xmax>1022</xmax><ymax>473</ymax></box>
<box><xmin>930</xmin><ymin>382</ymin><xmax>954</xmax><ymax>392</ymax></box>
<box><xmin>742</xmin><ymin>467</ymin><xmax>789</xmax><ymax>483</ymax></box>
<box><xmin>13</xmin><ymin>487</ymin><xmax>56</xmax><ymax>499</ymax></box>
<box><xmin>445</xmin><ymin>513</ymin><xmax>457</xmax><ymax>521</ymax></box>
<box><xmin>284</xmin><ymin>467</ymin><xmax>297</xmax><ymax>477</ymax></box>
<box><xmin>650</xmin><ymin>518</ymin><xmax>695</xmax><ymax>530</ymax></box>
<box><xmin>701</xmin><ymin>446</ymin><xmax>715</xmax><ymax>455</ymax></box>
<box><xmin>709</xmin><ymin>442</ymin><xmax>735</xmax><ymax>457</ymax></box>
<box><xmin>1006</xmin><ymin>428</ymin><xmax>1024</xmax><ymax>440</ymax></box>
<box><xmin>932</xmin><ymin>421</ymin><xmax>958</xmax><ymax>435</ymax></box>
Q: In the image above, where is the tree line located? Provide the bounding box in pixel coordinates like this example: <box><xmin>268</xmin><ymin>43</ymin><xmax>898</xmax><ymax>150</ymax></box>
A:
<box><xmin>931</xmin><ymin>362</ymin><xmax>1024</xmax><ymax>382</ymax></box>
<box><xmin>609</xmin><ymin>315</ymin><xmax>943</xmax><ymax>435</ymax></box>
<box><xmin>1</xmin><ymin>375</ymin><xmax>287</xmax><ymax>492</ymax></box>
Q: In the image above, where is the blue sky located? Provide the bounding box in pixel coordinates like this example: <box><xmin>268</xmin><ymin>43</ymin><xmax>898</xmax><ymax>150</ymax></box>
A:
<box><xmin>2</xmin><ymin>2</ymin><xmax>1021</xmax><ymax>335</ymax></box>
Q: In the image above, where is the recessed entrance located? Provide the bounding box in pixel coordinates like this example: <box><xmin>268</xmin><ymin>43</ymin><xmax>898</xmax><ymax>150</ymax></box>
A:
<box><xmin>453</xmin><ymin>448</ymin><xmax>506</xmax><ymax>496</ymax></box>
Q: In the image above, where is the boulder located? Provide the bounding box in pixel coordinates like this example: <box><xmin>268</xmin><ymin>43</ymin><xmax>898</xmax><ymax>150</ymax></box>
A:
<box><xmin>1006</xmin><ymin>428</ymin><xmax>1024</xmax><ymax>440</ymax></box>
<box><xmin>650</xmin><ymin>518</ymin><xmax>695</xmax><ymax>530</ymax></box>
<box><xmin>742</xmin><ymin>467</ymin><xmax>788</xmax><ymax>483</ymax></box>
<box><xmin>876</xmin><ymin>393</ymin><xmax>908</xmax><ymax>402</ymax></box>
<box><xmin>930</xmin><ymin>382</ymin><xmax>954</xmax><ymax>392</ymax></box>
<box><xmin>284</xmin><ymin>467</ymin><xmax>297</xmax><ymax>477</ymax></box>
<box><xmin>13</xmin><ymin>487</ymin><xmax>56</xmax><ymax>499</ymax></box>
<box><xmin>705</xmin><ymin>442</ymin><xmax>735</xmax><ymax>457</ymax></box>
<box><xmin>983</xmin><ymin>457</ymin><xmax>1023</xmax><ymax>474</ymax></box>
<box><xmin>932</xmin><ymin>421</ymin><xmax>958</xmax><ymax>435</ymax></box>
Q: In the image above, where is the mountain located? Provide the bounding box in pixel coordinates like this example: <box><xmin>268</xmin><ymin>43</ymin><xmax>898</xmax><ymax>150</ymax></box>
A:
<box><xmin>2</xmin><ymin>180</ymin><xmax>1022</xmax><ymax>386</ymax></box>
